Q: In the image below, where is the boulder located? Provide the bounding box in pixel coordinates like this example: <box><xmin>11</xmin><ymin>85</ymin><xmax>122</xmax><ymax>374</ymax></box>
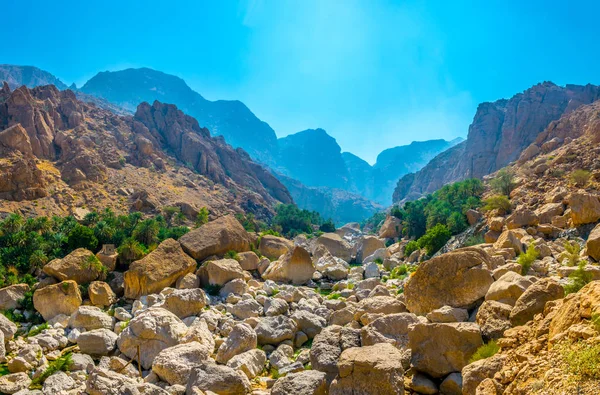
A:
<box><xmin>77</xmin><ymin>328</ymin><xmax>118</xmax><ymax>356</ymax></box>
<box><xmin>410</xmin><ymin>372</ymin><xmax>438</xmax><ymax>394</ymax></box>
<box><xmin>426</xmin><ymin>306</ymin><xmax>469</xmax><ymax>323</ymax></box>
<box><xmin>0</xmin><ymin>315</ymin><xmax>17</xmax><ymax>342</ymax></box>
<box><xmin>354</xmin><ymin>296</ymin><xmax>406</xmax><ymax>324</ymax></box>
<box><xmin>404</xmin><ymin>248</ymin><xmax>494</xmax><ymax>314</ymax></box>
<box><xmin>466</xmin><ymin>209</ymin><xmax>482</xmax><ymax>226</ymax></box>
<box><xmin>237</xmin><ymin>251</ymin><xmax>260</xmax><ymax>271</ymax></box>
<box><xmin>216</xmin><ymin>323</ymin><xmax>257</xmax><ymax>364</ymax></box>
<box><xmin>586</xmin><ymin>223</ymin><xmax>600</xmax><ymax>261</ymax></box>
<box><xmin>69</xmin><ymin>306</ymin><xmax>114</xmax><ymax>330</ymax></box>
<box><xmin>117</xmin><ymin>307</ymin><xmax>188</xmax><ymax>369</ymax></box>
<box><xmin>309</xmin><ymin>325</ymin><xmax>360</xmax><ymax>378</ymax></box>
<box><xmin>440</xmin><ymin>372</ymin><xmax>463</xmax><ymax>395</ymax></box>
<box><xmin>476</xmin><ymin>300</ymin><xmax>512</xmax><ymax>340</ymax></box>
<box><xmin>255</xmin><ymin>316</ymin><xmax>297</xmax><ymax>345</ymax></box>
<box><xmin>360</xmin><ymin>313</ymin><xmax>420</xmax><ymax>368</ymax></box>
<box><xmin>197</xmin><ymin>259</ymin><xmax>246</xmax><ymax>287</ymax></box>
<box><xmin>159</xmin><ymin>288</ymin><xmax>207</xmax><ymax>318</ymax></box>
<box><xmin>152</xmin><ymin>342</ymin><xmax>211</xmax><ymax>385</ymax></box>
<box><xmin>316</xmin><ymin>233</ymin><xmax>353</xmax><ymax>262</ymax></box>
<box><xmin>0</xmin><ymin>284</ymin><xmax>29</xmax><ymax>311</ymax></box>
<box><xmin>86</xmin><ymin>367</ymin><xmax>168</xmax><ymax>395</ymax></box>
<box><xmin>262</xmin><ymin>246</ymin><xmax>315</xmax><ymax>285</ymax></box>
<box><xmin>33</xmin><ymin>280</ymin><xmax>82</xmax><ymax>321</ymax></box>
<box><xmin>356</xmin><ymin>236</ymin><xmax>386</xmax><ymax>263</ymax></box>
<box><xmin>509</xmin><ymin>278</ymin><xmax>564</xmax><ymax>326</ymax></box>
<box><xmin>179</xmin><ymin>215</ymin><xmax>250</xmax><ymax>261</ymax></box>
<box><xmin>124</xmin><ymin>238</ymin><xmax>196</xmax><ymax>299</ymax></box>
<box><xmin>378</xmin><ymin>216</ymin><xmax>402</xmax><ymax>239</ymax></box>
<box><xmin>0</xmin><ymin>372</ymin><xmax>31</xmax><ymax>394</ymax></box>
<box><xmin>43</xmin><ymin>248</ymin><xmax>105</xmax><ymax>284</ymax></box>
<box><xmin>176</xmin><ymin>273</ymin><xmax>200</xmax><ymax>289</ymax></box>
<box><xmin>271</xmin><ymin>370</ymin><xmax>327</xmax><ymax>395</ymax></box>
<box><xmin>409</xmin><ymin>322</ymin><xmax>483</xmax><ymax>378</ymax></box>
<box><xmin>493</xmin><ymin>231</ymin><xmax>523</xmax><ymax>255</ymax></box>
<box><xmin>329</xmin><ymin>343</ymin><xmax>405</xmax><ymax>395</ymax></box>
<box><xmin>505</xmin><ymin>208</ymin><xmax>538</xmax><ymax>229</ymax></box>
<box><xmin>258</xmin><ymin>235</ymin><xmax>293</xmax><ymax>260</ymax></box>
<box><xmin>88</xmin><ymin>281</ymin><xmax>117</xmax><ymax>307</ymax></box>
<box><xmin>226</xmin><ymin>349</ymin><xmax>266</xmax><ymax>379</ymax></box>
<box><xmin>185</xmin><ymin>361</ymin><xmax>251</xmax><ymax>394</ymax></box>
<box><xmin>535</xmin><ymin>203</ymin><xmax>564</xmax><ymax>224</ymax></box>
<box><xmin>291</xmin><ymin>310</ymin><xmax>327</xmax><ymax>339</ymax></box>
<box><xmin>461</xmin><ymin>355</ymin><xmax>506</xmax><ymax>395</ymax></box>
<box><xmin>227</xmin><ymin>298</ymin><xmax>263</xmax><ymax>319</ymax></box>
<box><xmin>549</xmin><ymin>280</ymin><xmax>600</xmax><ymax>339</ymax></box>
<box><xmin>568</xmin><ymin>191</ymin><xmax>600</xmax><ymax>225</ymax></box>
<box><xmin>484</xmin><ymin>271</ymin><xmax>532</xmax><ymax>306</ymax></box>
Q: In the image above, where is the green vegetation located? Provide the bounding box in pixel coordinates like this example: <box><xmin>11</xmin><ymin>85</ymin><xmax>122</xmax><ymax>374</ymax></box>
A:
<box><xmin>272</xmin><ymin>204</ymin><xmax>333</xmax><ymax>238</ymax></box>
<box><xmin>416</xmin><ymin>224</ymin><xmax>452</xmax><ymax>256</ymax></box>
<box><xmin>0</xmin><ymin>210</ymin><xmax>189</xmax><ymax>286</ymax></box>
<box><xmin>204</xmin><ymin>283</ymin><xmax>222</xmax><ymax>296</ymax></box>
<box><xmin>564</xmin><ymin>260</ymin><xmax>593</xmax><ymax>295</ymax></box>
<box><xmin>570</xmin><ymin>169</ymin><xmax>591</xmax><ymax>187</ymax></box>
<box><xmin>27</xmin><ymin>323</ymin><xmax>50</xmax><ymax>337</ymax></box>
<box><xmin>319</xmin><ymin>220</ymin><xmax>336</xmax><ymax>233</ymax></box>
<box><xmin>464</xmin><ymin>234</ymin><xmax>485</xmax><ymax>247</ymax></box>
<box><xmin>327</xmin><ymin>292</ymin><xmax>342</xmax><ymax>300</ymax></box>
<box><xmin>561</xmin><ymin>240</ymin><xmax>581</xmax><ymax>266</ymax></box>
<box><xmin>31</xmin><ymin>352</ymin><xmax>73</xmax><ymax>387</ymax></box>
<box><xmin>469</xmin><ymin>340</ymin><xmax>500</xmax><ymax>363</ymax></box>
<box><xmin>517</xmin><ymin>244</ymin><xmax>539</xmax><ymax>275</ymax></box>
<box><xmin>482</xmin><ymin>195</ymin><xmax>512</xmax><ymax>214</ymax></box>
<box><xmin>489</xmin><ymin>168</ymin><xmax>516</xmax><ymax>196</ymax></box>
<box><xmin>559</xmin><ymin>341</ymin><xmax>600</xmax><ymax>379</ymax></box>
<box><xmin>404</xmin><ymin>241</ymin><xmax>420</xmax><ymax>257</ymax></box>
<box><xmin>225</xmin><ymin>250</ymin><xmax>240</xmax><ymax>260</ymax></box>
<box><xmin>360</xmin><ymin>212</ymin><xmax>386</xmax><ymax>233</ymax></box>
<box><xmin>195</xmin><ymin>207</ymin><xmax>210</xmax><ymax>227</ymax></box>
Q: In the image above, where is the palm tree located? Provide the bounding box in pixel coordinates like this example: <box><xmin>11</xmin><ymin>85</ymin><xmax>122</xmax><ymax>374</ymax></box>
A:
<box><xmin>132</xmin><ymin>219</ymin><xmax>160</xmax><ymax>246</ymax></box>
<box><xmin>118</xmin><ymin>238</ymin><xmax>147</xmax><ymax>265</ymax></box>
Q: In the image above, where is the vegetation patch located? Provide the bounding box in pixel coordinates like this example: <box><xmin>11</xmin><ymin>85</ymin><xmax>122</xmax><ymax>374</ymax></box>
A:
<box><xmin>517</xmin><ymin>244</ymin><xmax>539</xmax><ymax>275</ymax></box>
<box><xmin>469</xmin><ymin>340</ymin><xmax>500</xmax><ymax>363</ymax></box>
<box><xmin>559</xmin><ymin>340</ymin><xmax>600</xmax><ymax>380</ymax></box>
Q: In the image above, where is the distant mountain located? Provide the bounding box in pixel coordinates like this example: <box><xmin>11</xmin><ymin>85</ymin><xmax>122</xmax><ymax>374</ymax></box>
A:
<box><xmin>80</xmin><ymin>68</ymin><xmax>278</xmax><ymax>163</ymax></box>
<box><xmin>342</xmin><ymin>152</ymin><xmax>374</xmax><ymax>197</ymax></box>
<box><xmin>393</xmin><ymin>82</ymin><xmax>600</xmax><ymax>203</ymax></box>
<box><xmin>0</xmin><ymin>65</ymin><xmax>68</xmax><ymax>90</ymax></box>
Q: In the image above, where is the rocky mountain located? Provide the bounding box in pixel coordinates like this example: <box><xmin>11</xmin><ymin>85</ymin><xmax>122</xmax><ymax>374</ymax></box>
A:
<box><xmin>393</xmin><ymin>82</ymin><xmax>600</xmax><ymax>203</ymax></box>
<box><xmin>0</xmin><ymin>64</ymin><xmax>68</xmax><ymax>90</ymax></box>
<box><xmin>0</xmin><ymin>82</ymin><xmax>291</xmax><ymax>219</ymax></box>
<box><xmin>80</xmin><ymin>68</ymin><xmax>279</xmax><ymax>163</ymax></box>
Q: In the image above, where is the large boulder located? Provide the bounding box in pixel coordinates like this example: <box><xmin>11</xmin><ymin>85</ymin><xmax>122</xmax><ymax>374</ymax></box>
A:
<box><xmin>185</xmin><ymin>361</ymin><xmax>251</xmax><ymax>394</ymax></box>
<box><xmin>378</xmin><ymin>216</ymin><xmax>402</xmax><ymax>239</ymax></box>
<box><xmin>88</xmin><ymin>281</ymin><xmax>117</xmax><ymax>307</ymax></box>
<box><xmin>69</xmin><ymin>306</ymin><xmax>114</xmax><ymax>330</ymax></box>
<box><xmin>255</xmin><ymin>316</ymin><xmax>297</xmax><ymax>345</ymax></box>
<box><xmin>461</xmin><ymin>354</ymin><xmax>506</xmax><ymax>395</ymax></box>
<box><xmin>353</xmin><ymin>296</ymin><xmax>406</xmax><ymax>324</ymax></box>
<box><xmin>329</xmin><ymin>343</ymin><xmax>405</xmax><ymax>395</ymax></box>
<box><xmin>271</xmin><ymin>370</ymin><xmax>328</xmax><ymax>395</ymax></box>
<box><xmin>549</xmin><ymin>280</ymin><xmax>600</xmax><ymax>339</ymax></box>
<box><xmin>404</xmin><ymin>248</ymin><xmax>494</xmax><ymax>314</ymax></box>
<box><xmin>158</xmin><ymin>288</ymin><xmax>207</xmax><ymax>318</ymax></box>
<box><xmin>179</xmin><ymin>215</ymin><xmax>250</xmax><ymax>261</ymax></box>
<box><xmin>43</xmin><ymin>248</ymin><xmax>105</xmax><ymax>284</ymax></box>
<box><xmin>262</xmin><ymin>246</ymin><xmax>315</xmax><ymax>285</ymax></box>
<box><xmin>509</xmin><ymin>278</ymin><xmax>564</xmax><ymax>326</ymax></box>
<box><xmin>258</xmin><ymin>235</ymin><xmax>293</xmax><ymax>260</ymax></box>
<box><xmin>535</xmin><ymin>203</ymin><xmax>564</xmax><ymax>224</ymax></box>
<box><xmin>408</xmin><ymin>322</ymin><xmax>483</xmax><ymax>378</ymax></box>
<box><xmin>86</xmin><ymin>367</ymin><xmax>168</xmax><ymax>395</ymax></box>
<box><xmin>226</xmin><ymin>349</ymin><xmax>266</xmax><ymax>379</ymax></box>
<box><xmin>124</xmin><ymin>238</ymin><xmax>196</xmax><ymax>299</ymax></box>
<box><xmin>568</xmin><ymin>191</ymin><xmax>600</xmax><ymax>226</ymax></box>
<box><xmin>493</xmin><ymin>230</ymin><xmax>523</xmax><ymax>254</ymax></box>
<box><xmin>476</xmin><ymin>300</ymin><xmax>512</xmax><ymax>340</ymax></box>
<box><xmin>356</xmin><ymin>236</ymin><xmax>386</xmax><ymax>263</ymax></box>
<box><xmin>586</xmin><ymin>223</ymin><xmax>600</xmax><ymax>261</ymax></box>
<box><xmin>197</xmin><ymin>259</ymin><xmax>246</xmax><ymax>287</ymax></box>
<box><xmin>291</xmin><ymin>310</ymin><xmax>327</xmax><ymax>339</ymax></box>
<box><xmin>316</xmin><ymin>233</ymin><xmax>353</xmax><ymax>262</ymax></box>
<box><xmin>0</xmin><ymin>284</ymin><xmax>29</xmax><ymax>311</ymax></box>
<box><xmin>152</xmin><ymin>342</ymin><xmax>211</xmax><ymax>385</ymax></box>
<box><xmin>484</xmin><ymin>271</ymin><xmax>532</xmax><ymax>306</ymax></box>
<box><xmin>116</xmin><ymin>307</ymin><xmax>188</xmax><ymax>369</ymax></box>
<box><xmin>33</xmin><ymin>280</ymin><xmax>82</xmax><ymax>321</ymax></box>
<box><xmin>505</xmin><ymin>208</ymin><xmax>538</xmax><ymax>229</ymax></box>
<box><xmin>216</xmin><ymin>323</ymin><xmax>257</xmax><ymax>364</ymax></box>
<box><xmin>77</xmin><ymin>328</ymin><xmax>118</xmax><ymax>356</ymax></box>
<box><xmin>309</xmin><ymin>325</ymin><xmax>360</xmax><ymax>379</ymax></box>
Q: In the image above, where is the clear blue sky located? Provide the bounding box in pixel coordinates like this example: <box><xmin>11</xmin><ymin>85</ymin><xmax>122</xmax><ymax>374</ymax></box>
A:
<box><xmin>3</xmin><ymin>0</ymin><xmax>599</xmax><ymax>163</ymax></box>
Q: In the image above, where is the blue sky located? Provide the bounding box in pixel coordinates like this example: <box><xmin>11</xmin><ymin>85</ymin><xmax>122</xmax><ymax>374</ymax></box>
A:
<box><xmin>3</xmin><ymin>0</ymin><xmax>599</xmax><ymax>163</ymax></box>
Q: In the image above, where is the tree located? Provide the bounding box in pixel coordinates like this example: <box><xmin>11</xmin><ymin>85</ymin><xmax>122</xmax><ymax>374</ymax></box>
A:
<box><xmin>118</xmin><ymin>238</ymin><xmax>147</xmax><ymax>265</ymax></box>
<box><xmin>67</xmin><ymin>225</ymin><xmax>98</xmax><ymax>251</ymax></box>
<box><xmin>319</xmin><ymin>220</ymin><xmax>336</xmax><ymax>233</ymax></box>
<box><xmin>490</xmin><ymin>168</ymin><xmax>516</xmax><ymax>196</ymax></box>
<box><xmin>417</xmin><ymin>224</ymin><xmax>451</xmax><ymax>256</ymax></box>
<box><xmin>132</xmin><ymin>219</ymin><xmax>160</xmax><ymax>246</ymax></box>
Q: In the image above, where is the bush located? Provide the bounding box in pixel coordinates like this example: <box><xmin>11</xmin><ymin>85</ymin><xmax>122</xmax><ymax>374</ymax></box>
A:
<box><xmin>404</xmin><ymin>241</ymin><xmax>420</xmax><ymax>257</ymax></box>
<box><xmin>490</xmin><ymin>168</ymin><xmax>516</xmax><ymax>196</ymax></box>
<box><xmin>224</xmin><ymin>250</ymin><xmax>239</xmax><ymax>260</ymax></box>
<box><xmin>389</xmin><ymin>265</ymin><xmax>408</xmax><ymax>280</ymax></box>
<box><xmin>560</xmin><ymin>240</ymin><xmax>581</xmax><ymax>266</ymax></box>
<box><xmin>570</xmin><ymin>169</ymin><xmax>591</xmax><ymax>187</ymax></box>
<box><xmin>447</xmin><ymin>211</ymin><xmax>468</xmax><ymax>234</ymax></box>
<box><xmin>564</xmin><ymin>260</ymin><xmax>593</xmax><ymax>295</ymax></box>
<box><xmin>559</xmin><ymin>340</ymin><xmax>600</xmax><ymax>379</ymax></box>
<box><xmin>464</xmin><ymin>234</ymin><xmax>485</xmax><ymax>247</ymax></box>
<box><xmin>417</xmin><ymin>224</ymin><xmax>451</xmax><ymax>256</ymax></box>
<box><xmin>469</xmin><ymin>340</ymin><xmax>500</xmax><ymax>363</ymax></box>
<box><xmin>68</xmin><ymin>225</ymin><xmax>98</xmax><ymax>251</ymax></box>
<box><xmin>517</xmin><ymin>244</ymin><xmax>539</xmax><ymax>275</ymax></box>
<box><xmin>482</xmin><ymin>195</ymin><xmax>511</xmax><ymax>214</ymax></box>
<box><xmin>319</xmin><ymin>220</ymin><xmax>336</xmax><ymax>233</ymax></box>
<box><xmin>31</xmin><ymin>352</ymin><xmax>73</xmax><ymax>386</ymax></box>
<box><xmin>195</xmin><ymin>207</ymin><xmax>209</xmax><ymax>227</ymax></box>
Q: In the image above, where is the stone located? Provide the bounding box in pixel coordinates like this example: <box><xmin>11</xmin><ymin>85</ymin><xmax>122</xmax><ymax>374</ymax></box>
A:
<box><xmin>426</xmin><ymin>306</ymin><xmax>469</xmax><ymax>323</ymax></box>
<box><xmin>0</xmin><ymin>372</ymin><xmax>31</xmax><ymax>394</ymax></box>
<box><xmin>354</xmin><ymin>296</ymin><xmax>406</xmax><ymax>324</ymax></box>
<box><xmin>176</xmin><ymin>273</ymin><xmax>200</xmax><ymax>289</ymax></box>
<box><xmin>220</xmin><ymin>278</ymin><xmax>248</xmax><ymax>297</ymax></box>
<box><xmin>227</xmin><ymin>298</ymin><xmax>262</xmax><ymax>319</ymax></box>
<box><xmin>404</xmin><ymin>248</ymin><xmax>494</xmax><ymax>314</ymax></box>
<box><xmin>77</xmin><ymin>328</ymin><xmax>118</xmax><ymax>356</ymax></box>
<box><xmin>255</xmin><ymin>316</ymin><xmax>297</xmax><ymax>345</ymax></box>
<box><xmin>227</xmin><ymin>349</ymin><xmax>266</xmax><ymax>379</ymax></box>
<box><xmin>493</xmin><ymin>231</ymin><xmax>523</xmax><ymax>255</ymax></box>
<box><xmin>33</xmin><ymin>280</ymin><xmax>82</xmax><ymax>321</ymax></box>
<box><xmin>316</xmin><ymin>233</ymin><xmax>353</xmax><ymax>262</ymax></box>
<box><xmin>510</xmin><ymin>278</ymin><xmax>564</xmax><ymax>326</ymax></box>
<box><xmin>117</xmin><ymin>307</ymin><xmax>188</xmax><ymax>369</ymax></box>
<box><xmin>0</xmin><ymin>314</ymin><xmax>17</xmax><ymax>342</ymax></box>
<box><xmin>179</xmin><ymin>215</ymin><xmax>250</xmax><ymax>261</ymax></box>
<box><xmin>309</xmin><ymin>325</ymin><xmax>345</xmax><ymax>377</ymax></box>
<box><xmin>43</xmin><ymin>248</ymin><xmax>106</xmax><ymax>284</ymax></box>
<box><xmin>291</xmin><ymin>310</ymin><xmax>327</xmax><ymax>339</ymax></box>
<box><xmin>271</xmin><ymin>370</ymin><xmax>327</xmax><ymax>395</ymax></box>
<box><xmin>216</xmin><ymin>323</ymin><xmax>257</xmax><ymax>364</ymax></box>
<box><xmin>535</xmin><ymin>203</ymin><xmax>564</xmax><ymax>224</ymax></box>
<box><xmin>237</xmin><ymin>251</ymin><xmax>260</xmax><ymax>271</ymax></box>
<box><xmin>378</xmin><ymin>216</ymin><xmax>403</xmax><ymax>239</ymax></box>
<box><xmin>476</xmin><ymin>300</ymin><xmax>512</xmax><ymax>340</ymax></box>
<box><xmin>484</xmin><ymin>271</ymin><xmax>532</xmax><ymax>306</ymax></box>
<box><xmin>0</xmin><ymin>284</ymin><xmax>29</xmax><ymax>311</ymax></box>
<box><xmin>69</xmin><ymin>306</ymin><xmax>114</xmax><ymax>330</ymax></box>
<box><xmin>262</xmin><ymin>246</ymin><xmax>315</xmax><ymax>285</ymax></box>
<box><xmin>409</xmin><ymin>322</ymin><xmax>483</xmax><ymax>378</ymax></box>
<box><xmin>269</xmin><ymin>344</ymin><xmax>293</xmax><ymax>370</ymax></box>
<box><xmin>440</xmin><ymin>372</ymin><xmax>463</xmax><ymax>395</ymax></box>
<box><xmin>259</xmin><ymin>235</ymin><xmax>293</xmax><ymax>260</ymax></box>
<box><xmin>505</xmin><ymin>208</ymin><xmax>538</xmax><ymax>229</ymax></box>
<box><xmin>152</xmin><ymin>342</ymin><xmax>211</xmax><ymax>385</ymax></box>
<box><xmin>567</xmin><ymin>191</ymin><xmax>600</xmax><ymax>225</ymax></box>
<box><xmin>549</xmin><ymin>280</ymin><xmax>600</xmax><ymax>339</ymax></box>
<box><xmin>88</xmin><ymin>281</ymin><xmax>117</xmax><ymax>307</ymax></box>
<box><xmin>356</xmin><ymin>236</ymin><xmax>386</xmax><ymax>263</ymax></box>
<box><xmin>86</xmin><ymin>367</ymin><xmax>168</xmax><ymax>395</ymax></box>
<box><xmin>329</xmin><ymin>343</ymin><xmax>405</xmax><ymax>395</ymax></box>
<box><xmin>363</xmin><ymin>261</ymin><xmax>381</xmax><ymax>278</ymax></box>
<box><xmin>159</xmin><ymin>288</ymin><xmax>207</xmax><ymax>318</ymax></box>
<box><xmin>461</xmin><ymin>355</ymin><xmax>506</xmax><ymax>395</ymax></box>
<box><xmin>586</xmin><ymin>223</ymin><xmax>600</xmax><ymax>261</ymax></box>
<box><xmin>124</xmin><ymin>238</ymin><xmax>196</xmax><ymax>299</ymax></box>
<box><xmin>197</xmin><ymin>259</ymin><xmax>246</xmax><ymax>287</ymax></box>
<box><xmin>185</xmin><ymin>361</ymin><xmax>251</xmax><ymax>394</ymax></box>
<box><xmin>264</xmin><ymin>298</ymin><xmax>288</xmax><ymax>316</ymax></box>
<box><xmin>466</xmin><ymin>209</ymin><xmax>482</xmax><ymax>226</ymax></box>
<box><xmin>410</xmin><ymin>372</ymin><xmax>438</xmax><ymax>394</ymax></box>
<box><xmin>42</xmin><ymin>371</ymin><xmax>76</xmax><ymax>394</ymax></box>
<box><xmin>70</xmin><ymin>353</ymin><xmax>95</xmax><ymax>372</ymax></box>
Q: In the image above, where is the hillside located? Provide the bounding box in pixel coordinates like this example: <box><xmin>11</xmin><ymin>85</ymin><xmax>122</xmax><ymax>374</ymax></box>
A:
<box><xmin>393</xmin><ymin>82</ymin><xmax>600</xmax><ymax>203</ymax></box>
<box><xmin>0</xmin><ymin>64</ymin><xmax>68</xmax><ymax>90</ymax></box>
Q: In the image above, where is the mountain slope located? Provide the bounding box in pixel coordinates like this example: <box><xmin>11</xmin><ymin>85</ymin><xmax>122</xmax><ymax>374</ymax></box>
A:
<box><xmin>393</xmin><ymin>82</ymin><xmax>600</xmax><ymax>203</ymax></box>
<box><xmin>80</xmin><ymin>68</ymin><xmax>278</xmax><ymax>163</ymax></box>
<box><xmin>0</xmin><ymin>64</ymin><xmax>68</xmax><ymax>90</ymax></box>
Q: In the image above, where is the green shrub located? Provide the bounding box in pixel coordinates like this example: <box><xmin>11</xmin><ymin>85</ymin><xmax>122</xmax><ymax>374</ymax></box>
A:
<box><xmin>517</xmin><ymin>244</ymin><xmax>539</xmax><ymax>275</ymax></box>
<box><xmin>327</xmin><ymin>292</ymin><xmax>342</xmax><ymax>300</ymax></box>
<box><xmin>482</xmin><ymin>195</ymin><xmax>511</xmax><ymax>213</ymax></box>
<box><xmin>67</xmin><ymin>225</ymin><xmax>98</xmax><ymax>251</ymax></box>
<box><xmin>319</xmin><ymin>220</ymin><xmax>336</xmax><ymax>233</ymax></box>
<box><xmin>489</xmin><ymin>168</ymin><xmax>516</xmax><ymax>196</ymax></box>
<box><xmin>469</xmin><ymin>340</ymin><xmax>500</xmax><ymax>363</ymax></box>
<box><xmin>464</xmin><ymin>234</ymin><xmax>485</xmax><ymax>247</ymax></box>
<box><xmin>570</xmin><ymin>169</ymin><xmax>591</xmax><ymax>187</ymax></box>
<box><xmin>560</xmin><ymin>240</ymin><xmax>581</xmax><ymax>266</ymax></box>
<box><xmin>564</xmin><ymin>260</ymin><xmax>593</xmax><ymax>295</ymax></box>
<box><xmin>389</xmin><ymin>265</ymin><xmax>408</xmax><ymax>280</ymax></box>
<box><xmin>224</xmin><ymin>250</ymin><xmax>240</xmax><ymax>260</ymax></box>
<box><xmin>559</xmin><ymin>340</ymin><xmax>600</xmax><ymax>379</ymax></box>
<box><xmin>446</xmin><ymin>211</ymin><xmax>468</xmax><ymax>234</ymax></box>
<box><xmin>195</xmin><ymin>207</ymin><xmax>209</xmax><ymax>227</ymax></box>
<box><xmin>27</xmin><ymin>323</ymin><xmax>49</xmax><ymax>337</ymax></box>
<box><xmin>417</xmin><ymin>224</ymin><xmax>451</xmax><ymax>256</ymax></box>
<box><xmin>31</xmin><ymin>352</ymin><xmax>72</xmax><ymax>386</ymax></box>
<box><xmin>404</xmin><ymin>241</ymin><xmax>420</xmax><ymax>257</ymax></box>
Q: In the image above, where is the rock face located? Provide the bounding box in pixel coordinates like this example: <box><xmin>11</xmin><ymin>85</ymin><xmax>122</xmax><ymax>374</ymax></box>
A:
<box><xmin>179</xmin><ymin>216</ymin><xmax>251</xmax><ymax>261</ymax></box>
<box><xmin>393</xmin><ymin>82</ymin><xmax>600</xmax><ymax>202</ymax></box>
<box><xmin>509</xmin><ymin>278</ymin><xmax>564</xmax><ymax>326</ymax></box>
<box><xmin>124</xmin><ymin>238</ymin><xmax>196</xmax><ymax>299</ymax></box>
<box><xmin>33</xmin><ymin>280</ymin><xmax>82</xmax><ymax>321</ymax></box>
<box><xmin>329</xmin><ymin>343</ymin><xmax>405</xmax><ymax>395</ymax></box>
<box><xmin>43</xmin><ymin>248</ymin><xmax>105</xmax><ymax>284</ymax></box>
<box><xmin>262</xmin><ymin>246</ymin><xmax>315</xmax><ymax>285</ymax></box>
<box><xmin>409</xmin><ymin>322</ymin><xmax>483</xmax><ymax>378</ymax></box>
<box><xmin>197</xmin><ymin>259</ymin><xmax>246</xmax><ymax>287</ymax></box>
<box><xmin>404</xmin><ymin>248</ymin><xmax>494</xmax><ymax>314</ymax></box>
<box><xmin>259</xmin><ymin>235</ymin><xmax>294</xmax><ymax>260</ymax></box>
<box><xmin>549</xmin><ymin>280</ymin><xmax>600</xmax><ymax>338</ymax></box>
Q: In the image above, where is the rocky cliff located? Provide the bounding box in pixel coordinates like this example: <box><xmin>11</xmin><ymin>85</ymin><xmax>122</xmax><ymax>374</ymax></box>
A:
<box><xmin>393</xmin><ymin>82</ymin><xmax>600</xmax><ymax>203</ymax></box>
<box><xmin>0</xmin><ymin>64</ymin><xmax>68</xmax><ymax>90</ymax></box>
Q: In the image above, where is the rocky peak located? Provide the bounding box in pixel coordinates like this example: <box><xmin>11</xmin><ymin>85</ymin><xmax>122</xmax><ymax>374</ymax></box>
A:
<box><xmin>0</xmin><ymin>64</ymin><xmax>68</xmax><ymax>90</ymax></box>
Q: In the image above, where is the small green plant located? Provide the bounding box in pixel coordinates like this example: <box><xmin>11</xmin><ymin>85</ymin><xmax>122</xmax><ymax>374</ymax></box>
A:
<box><xmin>2</xmin><ymin>309</ymin><xmax>24</xmax><ymax>323</ymax></box>
<box><xmin>374</xmin><ymin>257</ymin><xmax>383</xmax><ymax>265</ymax></box>
<box><xmin>84</xmin><ymin>254</ymin><xmax>108</xmax><ymax>277</ymax></box>
<box><xmin>404</xmin><ymin>241</ymin><xmax>419</xmax><ymax>257</ymax></box>
<box><xmin>559</xmin><ymin>340</ymin><xmax>600</xmax><ymax>379</ymax></box>
<box><xmin>224</xmin><ymin>250</ymin><xmax>240</xmax><ymax>260</ymax></box>
<box><xmin>591</xmin><ymin>313</ymin><xmax>600</xmax><ymax>333</ymax></box>
<box><xmin>271</xmin><ymin>289</ymin><xmax>280</xmax><ymax>296</ymax></box>
<box><xmin>517</xmin><ymin>244</ymin><xmax>539</xmax><ymax>275</ymax></box>
<box><xmin>195</xmin><ymin>207</ymin><xmax>209</xmax><ymax>227</ymax></box>
<box><xmin>564</xmin><ymin>260</ymin><xmax>593</xmax><ymax>295</ymax></box>
<box><xmin>570</xmin><ymin>169</ymin><xmax>591</xmax><ymax>187</ymax></box>
<box><xmin>464</xmin><ymin>234</ymin><xmax>485</xmax><ymax>247</ymax></box>
<box><xmin>327</xmin><ymin>292</ymin><xmax>342</xmax><ymax>300</ymax></box>
<box><xmin>482</xmin><ymin>195</ymin><xmax>512</xmax><ymax>214</ymax></box>
<box><xmin>346</xmin><ymin>282</ymin><xmax>355</xmax><ymax>290</ymax></box>
<box><xmin>417</xmin><ymin>224</ymin><xmax>451</xmax><ymax>256</ymax></box>
<box><xmin>389</xmin><ymin>265</ymin><xmax>408</xmax><ymax>280</ymax></box>
<box><xmin>560</xmin><ymin>240</ymin><xmax>581</xmax><ymax>266</ymax></box>
<box><xmin>120</xmin><ymin>319</ymin><xmax>130</xmax><ymax>330</ymax></box>
<box><xmin>31</xmin><ymin>352</ymin><xmax>73</xmax><ymax>386</ymax></box>
<box><xmin>469</xmin><ymin>340</ymin><xmax>500</xmax><ymax>363</ymax></box>
<box><xmin>18</xmin><ymin>290</ymin><xmax>34</xmax><ymax>311</ymax></box>
<box><xmin>27</xmin><ymin>323</ymin><xmax>49</xmax><ymax>337</ymax></box>
<box><xmin>270</xmin><ymin>367</ymin><xmax>281</xmax><ymax>380</ymax></box>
